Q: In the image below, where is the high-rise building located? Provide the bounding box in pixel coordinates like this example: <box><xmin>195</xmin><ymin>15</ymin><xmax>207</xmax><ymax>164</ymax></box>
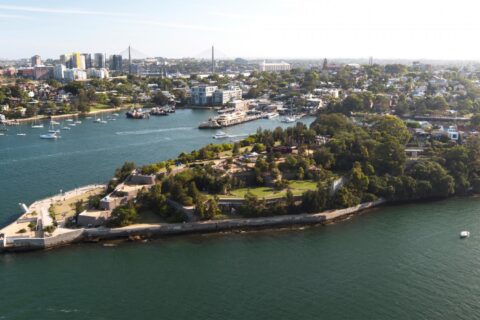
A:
<box><xmin>213</xmin><ymin>85</ymin><xmax>242</xmax><ymax>105</ymax></box>
<box><xmin>110</xmin><ymin>55</ymin><xmax>123</xmax><ymax>71</ymax></box>
<box><xmin>71</xmin><ymin>52</ymin><xmax>86</xmax><ymax>69</ymax></box>
<box><xmin>60</xmin><ymin>53</ymin><xmax>73</xmax><ymax>68</ymax></box>
<box><xmin>54</xmin><ymin>64</ymin><xmax>66</xmax><ymax>80</ymax></box>
<box><xmin>31</xmin><ymin>55</ymin><xmax>42</xmax><ymax>67</ymax></box>
<box><xmin>82</xmin><ymin>53</ymin><xmax>92</xmax><ymax>69</ymax></box>
<box><xmin>94</xmin><ymin>53</ymin><xmax>106</xmax><ymax>68</ymax></box>
<box><xmin>190</xmin><ymin>85</ymin><xmax>218</xmax><ymax>105</ymax></box>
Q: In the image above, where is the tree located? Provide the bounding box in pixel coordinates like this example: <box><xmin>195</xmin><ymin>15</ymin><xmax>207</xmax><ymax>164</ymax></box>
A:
<box><xmin>470</xmin><ymin>114</ymin><xmax>480</xmax><ymax>129</ymax></box>
<box><xmin>301</xmin><ymin>185</ymin><xmax>328</xmax><ymax>213</ymax></box>
<box><xmin>373</xmin><ymin>136</ymin><xmax>406</xmax><ymax>176</ymax></box>
<box><xmin>351</xmin><ymin>162</ymin><xmax>369</xmax><ymax>191</ymax></box>
<box><xmin>313</xmin><ymin>147</ymin><xmax>335</xmax><ymax>169</ymax></box>
<box><xmin>331</xmin><ymin>187</ymin><xmax>360</xmax><ymax>209</ymax></box>
<box><xmin>370</xmin><ymin>115</ymin><xmax>411</xmax><ymax>145</ymax></box>
<box><xmin>110</xmin><ymin>96</ymin><xmax>121</xmax><ymax>107</ymax></box>
<box><xmin>205</xmin><ymin>196</ymin><xmax>221</xmax><ymax>219</ymax></box>
<box><xmin>408</xmin><ymin>161</ymin><xmax>455</xmax><ymax>198</ymax></box>
<box><xmin>297</xmin><ymin>167</ymin><xmax>305</xmax><ymax>180</ymax></box>
<box><xmin>108</xmin><ymin>203</ymin><xmax>138</xmax><ymax>227</ymax></box>
<box><xmin>188</xmin><ymin>181</ymin><xmax>200</xmax><ymax>200</ymax></box>
<box><xmin>74</xmin><ymin>200</ymin><xmax>84</xmax><ymax>221</ymax></box>
<box><xmin>152</xmin><ymin>91</ymin><xmax>170</xmax><ymax>106</ymax></box>
<box><xmin>114</xmin><ymin>161</ymin><xmax>135</xmax><ymax>182</ymax></box>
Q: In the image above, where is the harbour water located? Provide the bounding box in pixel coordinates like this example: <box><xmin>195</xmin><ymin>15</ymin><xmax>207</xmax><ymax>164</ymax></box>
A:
<box><xmin>1</xmin><ymin>110</ymin><xmax>480</xmax><ymax>319</ymax></box>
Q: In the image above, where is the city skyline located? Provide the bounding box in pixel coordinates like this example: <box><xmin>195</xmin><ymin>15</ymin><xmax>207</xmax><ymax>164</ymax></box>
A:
<box><xmin>2</xmin><ymin>0</ymin><xmax>480</xmax><ymax>60</ymax></box>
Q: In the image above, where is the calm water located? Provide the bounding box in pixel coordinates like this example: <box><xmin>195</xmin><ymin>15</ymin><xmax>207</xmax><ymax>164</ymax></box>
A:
<box><xmin>1</xmin><ymin>111</ymin><xmax>480</xmax><ymax>319</ymax></box>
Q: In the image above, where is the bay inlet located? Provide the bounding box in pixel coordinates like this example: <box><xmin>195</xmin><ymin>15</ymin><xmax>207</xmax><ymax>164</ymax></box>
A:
<box><xmin>1</xmin><ymin>110</ymin><xmax>480</xmax><ymax>319</ymax></box>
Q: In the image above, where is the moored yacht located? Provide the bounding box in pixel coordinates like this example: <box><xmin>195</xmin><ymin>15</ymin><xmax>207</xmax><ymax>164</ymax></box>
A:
<box><xmin>40</xmin><ymin>132</ymin><xmax>60</xmax><ymax>139</ymax></box>
<box><xmin>281</xmin><ymin>116</ymin><xmax>296</xmax><ymax>123</ymax></box>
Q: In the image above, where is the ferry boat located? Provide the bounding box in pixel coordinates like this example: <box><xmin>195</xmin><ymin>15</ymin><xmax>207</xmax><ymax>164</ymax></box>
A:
<box><xmin>199</xmin><ymin>111</ymin><xmax>263</xmax><ymax>129</ymax></box>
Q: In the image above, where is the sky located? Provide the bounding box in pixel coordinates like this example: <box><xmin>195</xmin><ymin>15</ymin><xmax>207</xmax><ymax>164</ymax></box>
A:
<box><xmin>1</xmin><ymin>0</ymin><xmax>480</xmax><ymax>60</ymax></box>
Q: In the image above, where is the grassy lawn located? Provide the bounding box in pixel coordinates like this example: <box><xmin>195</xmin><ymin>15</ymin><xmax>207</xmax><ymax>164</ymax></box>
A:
<box><xmin>51</xmin><ymin>187</ymin><xmax>105</xmax><ymax>221</ymax></box>
<box><xmin>220</xmin><ymin>180</ymin><xmax>318</xmax><ymax>199</ymax></box>
<box><xmin>90</xmin><ymin>103</ymin><xmax>113</xmax><ymax>111</ymax></box>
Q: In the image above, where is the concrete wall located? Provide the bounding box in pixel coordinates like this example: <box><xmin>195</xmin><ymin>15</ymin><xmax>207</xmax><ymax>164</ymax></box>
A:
<box><xmin>3</xmin><ymin>199</ymin><xmax>385</xmax><ymax>252</ymax></box>
<box><xmin>128</xmin><ymin>174</ymin><xmax>156</xmax><ymax>185</ymax></box>
<box><xmin>4</xmin><ymin>229</ymin><xmax>84</xmax><ymax>251</ymax></box>
<box><xmin>43</xmin><ymin>229</ymin><xmax>84</xmax><ymax>249</ymax></box>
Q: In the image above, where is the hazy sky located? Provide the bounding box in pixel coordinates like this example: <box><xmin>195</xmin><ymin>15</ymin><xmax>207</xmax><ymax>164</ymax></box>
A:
<box><xmin>1</xmin><ymin>0</ymin><xmax>480</xmax><ymax>60</ymax></box>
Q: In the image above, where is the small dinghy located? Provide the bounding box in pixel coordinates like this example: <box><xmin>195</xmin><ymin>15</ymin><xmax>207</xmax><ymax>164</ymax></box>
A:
<box><xmin>460</xmin><ymin>231</ymin><xmax>470</xmax><ymax>238</ymax></box>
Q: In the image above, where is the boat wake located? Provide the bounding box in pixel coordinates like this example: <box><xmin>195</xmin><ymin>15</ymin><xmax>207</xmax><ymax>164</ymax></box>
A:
<box><xmin>115</xmin><ymin>127</ymin><xmax>193</xmax><ymax>136</ymax></box>
<box><xmin>0</xmin><ymin>139</ymin><xmax>173</xmax><ymax>165</ymax></box>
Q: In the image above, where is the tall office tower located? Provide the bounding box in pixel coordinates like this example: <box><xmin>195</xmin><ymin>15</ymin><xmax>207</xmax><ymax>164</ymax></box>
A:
<box><xmin>94</xmin><ymin>53</ymin><xmax>106</xmax><ymax>68</ymax></box>
<box><xmin>82</xmin><ymin>53</ymin><xmax>92</xmax><ymax>69</ymax></box>
<box><xmin>110</xmin><ymin>55</ymin><xmax>123</xmax><ymax>71</ymax></box>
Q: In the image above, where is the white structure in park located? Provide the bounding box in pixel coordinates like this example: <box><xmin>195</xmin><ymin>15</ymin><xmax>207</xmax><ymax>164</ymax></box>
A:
<box><xmin>259</xmin><ymin>61</ymin><xmax>291</xmax><ymax>72</ymax></box>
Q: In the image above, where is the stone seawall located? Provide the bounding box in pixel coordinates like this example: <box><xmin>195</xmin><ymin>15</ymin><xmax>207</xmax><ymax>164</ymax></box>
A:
<box><xmin>2</xmin><ymin>199</ymin><xmax>385</xmax><ymax>252</ymax></box>
<box><xmin>4</xmin><ymin>229</ymin><xmax>84</xmax><ymax>252</ymax></box>
<box><xmin>84</xmin><ymin>199</ymin><xmax>386</xmax><ymax>241</ymax></box>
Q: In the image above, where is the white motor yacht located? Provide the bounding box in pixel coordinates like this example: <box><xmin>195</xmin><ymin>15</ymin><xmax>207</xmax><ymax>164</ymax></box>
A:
<box><xmin>213</xmin><ymin>131</ymin><xmax>230</xmax><ymax>139</ymax></box>
<box><xmin>460</xmin><ymin>231</ymin><xmax>470</xmax><ymax>238</ymax></box>
<box><xmin>40</xmin><ymin>132</ymin><xmax>59</xmax><ymax>139</ymax></box>
<box><xmin>281</xmin><ymin>116</ymin><xmax>296</xmax><ymax>123</ymax></box>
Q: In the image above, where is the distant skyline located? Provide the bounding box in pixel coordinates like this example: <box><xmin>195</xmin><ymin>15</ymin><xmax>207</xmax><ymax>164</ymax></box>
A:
<box><xmin>2</xmin><ymin>0</ymin><xmax>480</xmax><ymax>61</ymax></box>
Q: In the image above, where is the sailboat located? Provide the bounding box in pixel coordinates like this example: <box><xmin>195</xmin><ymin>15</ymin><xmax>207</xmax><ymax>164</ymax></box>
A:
<box><xmin>17</xmin><ymin>126</ymin><xmax>26</xmax><ymax>136</ymax></box>
<box><xmin>61</xmin><ymin>121</ymin><xmax>71</xmax><ymax>130</ymax></box>
<box><xmin>31</xmin><ymin>116</ymin><xmax>43</xmax><ymax>129</ymax></box>
<box><xmin>0</xmin><ymin>122</ymin><xmax>8</xmax><ymax>132</ymax></box>
<box><xmin>48</xmin><ymin>121</ymin><xmax>60</xmax><ymax>133</ymax></box>
<box><xmin>74</xmin><ymin>114</ymin><xmax>82</xmax><ymax>124</ymax></box>
<box><xmin>94</xmin><ymin>113</ymin><xmax>107</xmax><ymax>124</ymax></box>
